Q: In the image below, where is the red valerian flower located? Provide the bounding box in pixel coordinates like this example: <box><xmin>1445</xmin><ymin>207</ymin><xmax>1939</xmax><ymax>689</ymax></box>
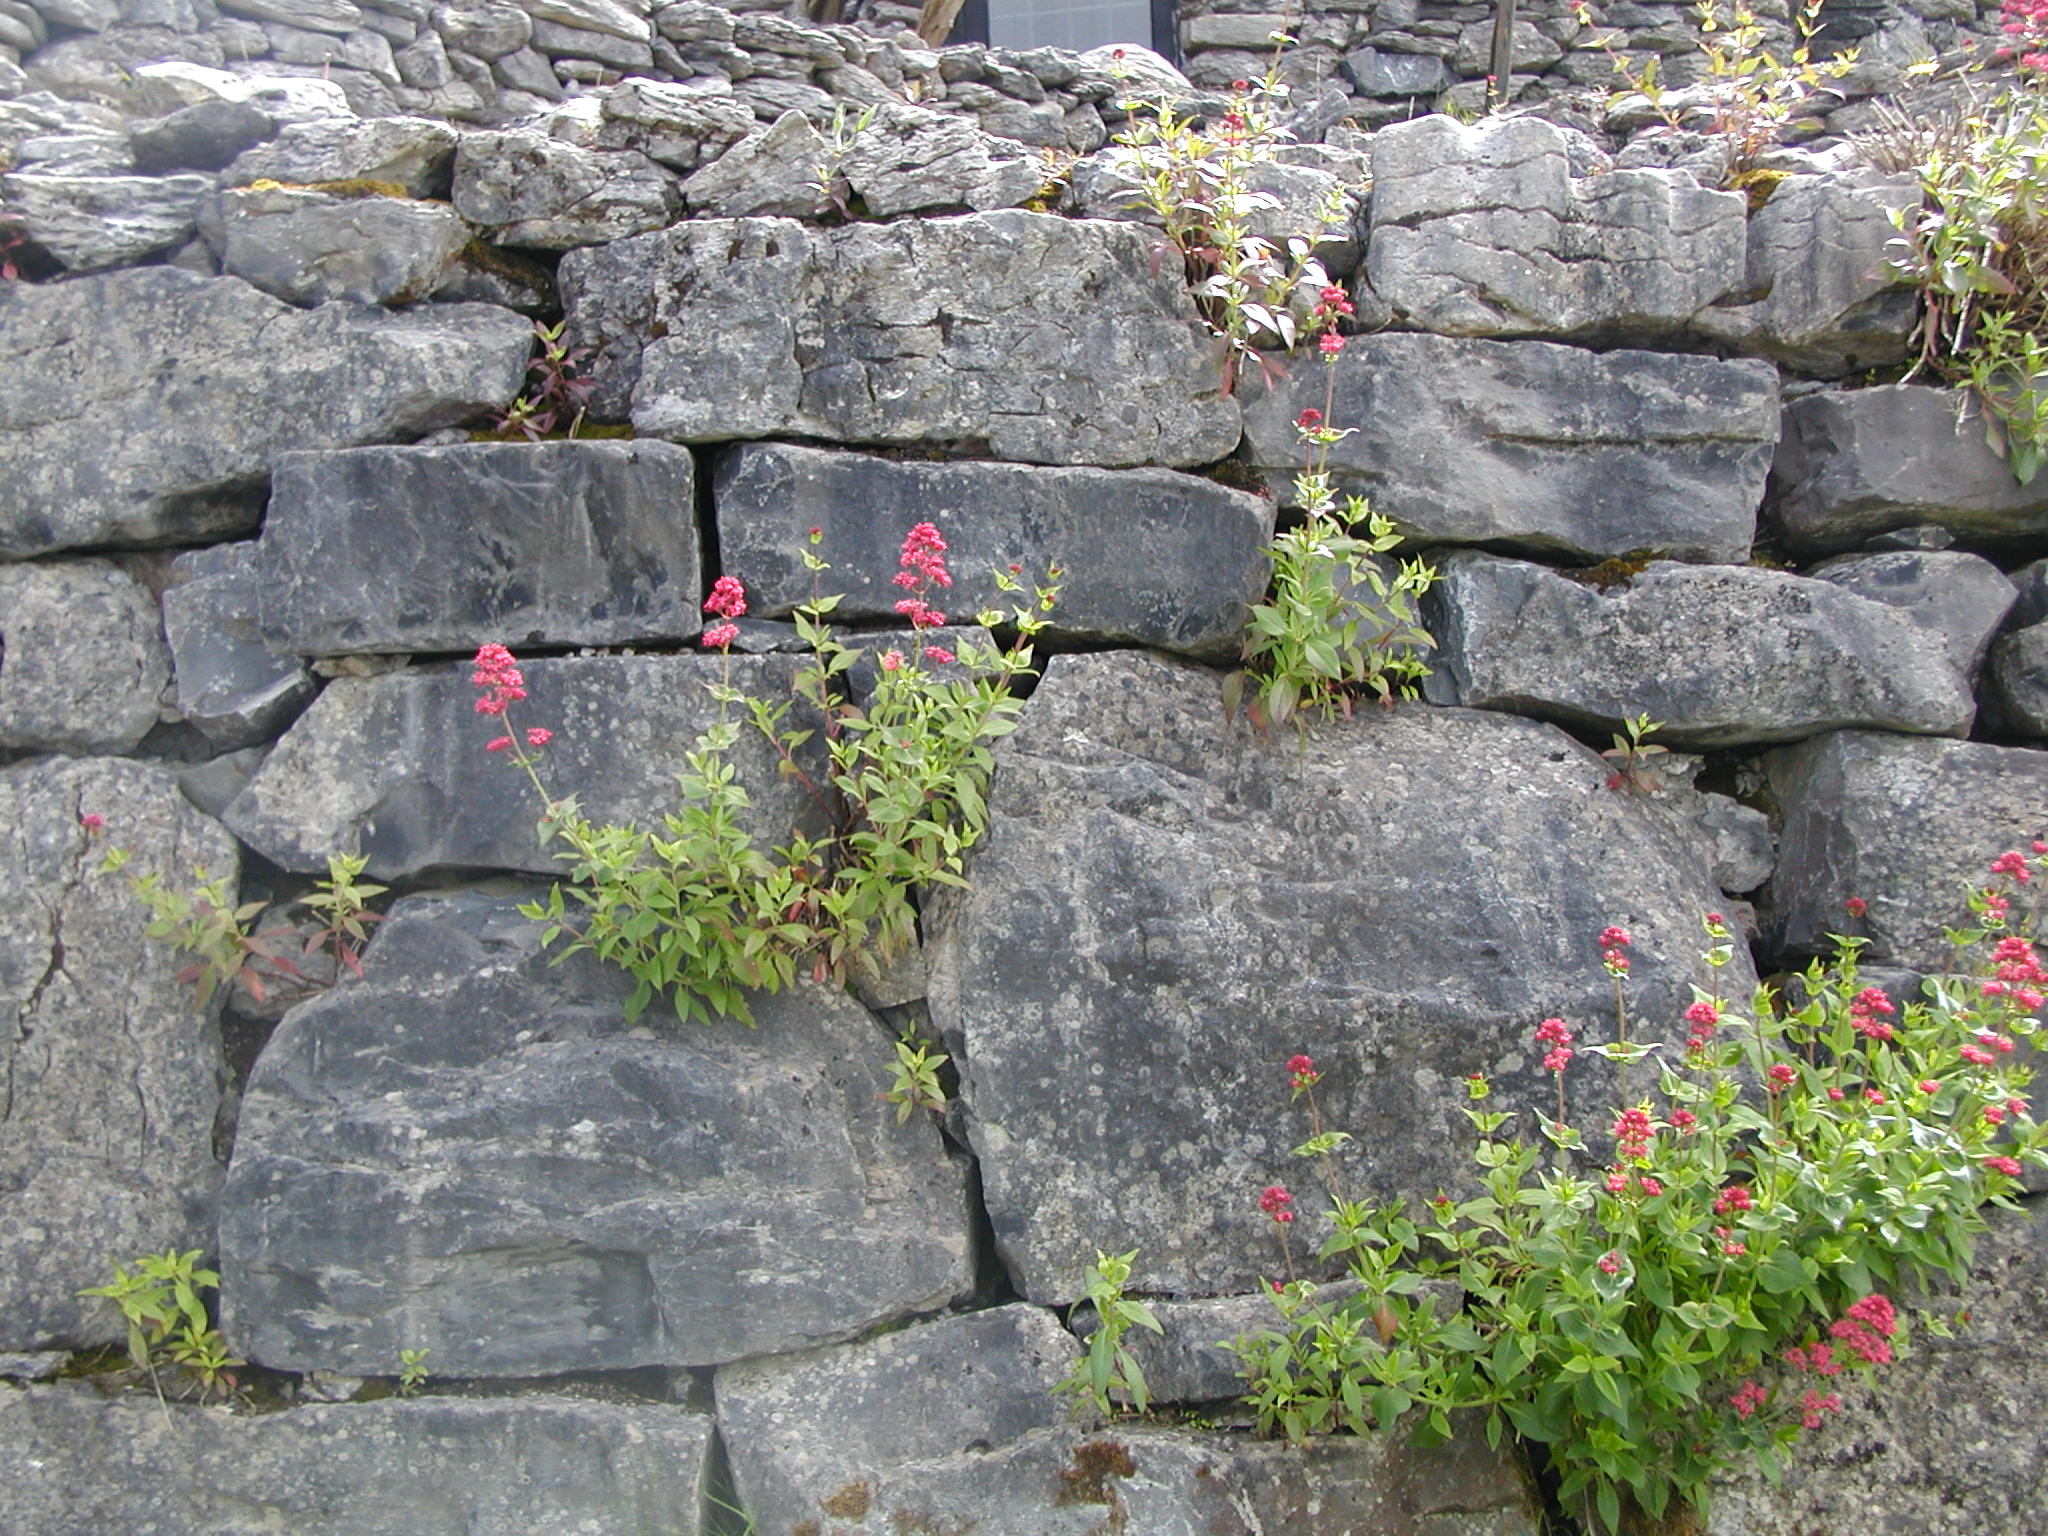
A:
<box><xmin>525</xmin><ymin>728</ymin><xmax>552</xmax><ymax>748</ymax></box>
<box><xmin>701</xmin><ymin>622</ymin><xmax>738</xmax><ymax>649</ymax></box>
<box><xmin>1991</xmin><ymin>850</ymin><xmax>2031</xmax><ymax>882</ymax></box>
<box><xmin>1258</xmin><ymin>1185</ymin><xmax>1294</xmax><ymax>1223</ymax></box>
<box><xmin>1318</xmin><ymin>333</ymin><xmax>1346</xmax><ymax>356</ymax></box>
<box><xmin>485</xmin><ymin>736</ymin><xmax>513</xmax><ymax>752</ymax></box>
<box><xmin>1766</xmin><ymin>1062</ymin><xmax>1797</xmax><ymax>1090</ymax></box>
<box><xmin>1294</xmin><ymin>407</ymin><xmax>1323</xmax><ymax>431</ymax></box>
<box><xmin>1844</xmin><ymin>896</ymin><xmax>1867</xmax><ymax>917</ymax></box>
<box><xmin>1731</xmin><ymin>1380</ymin><xmax>1767</xmax><ymax>1419</ymax></box>
<box><xmin>1286</xmin><ymin>1054</ymin><xmax>1320</xmax><ymax>1090</ymax></box>
<box><xmin>703</xmin><ymin>575</ymin><xmax>747</xmax><ymax>620</ymax></box>
<box><xmin>79</xmin><ymin>813</ymin><xmax>103</xmax><ymax>834</ymax></box>
<box><xmin>1597</xmin><ymin>1251</ymin><xmax>1621</xmax><ymax>1274</ymax></box>
<box><xmin>923</xmin><ymin>646</ymin><xmax>955</xmax><ymax>665</ymax></box>
<box><xmin>1985</xmin><ymin>1154</ymin><xmax>2023</xmax><ymax>1177</ymax></box>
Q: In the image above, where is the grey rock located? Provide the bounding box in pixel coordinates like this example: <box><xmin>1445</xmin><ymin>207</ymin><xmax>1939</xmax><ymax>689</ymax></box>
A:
<box><xmin>0</xmin><ymin>1388</ymin><xmax>714</xmax><ymax>1536</ymax></box>
<box><xmin>177</xmin><ymin>745</ymin><xmax>272</xmax><ymax>821</ymax></box>
<box><xmin>223</xmin><ymin>654</ymin><xmax>816</xmax><ymax>879</ymax></box>
<box><xmin>835</xmin><ymin>98</ymin><xmax>1045</xmax><ymax>216</ymax></box>
<box><xmin>1238</xmin><ymin>334</ymin><xmax>1777</xmax><ymax>563</ymax></box>
<box><xmin>1073</xmin><ymin>1284</ymin><xmax>1362</xmax><ymax>1406</ymax></box>
<box><xmin>562</xmin><ymin>212</ymin><xmax>1240</xmax><ymax>469</ymax></box>
<box><xmin>0</xmin><ymin>560</ymin><xmax>170</xmax><ymax>755</ymax></box>
<box><xmin>216</xmin><ymin>0</ymin><xmax>363</xmax><ymax>31</ymax></box>
<box><xmin>0</xmin><ymin>758</ymin><xmax>233</xmax><ymax>1350</ymax></box>
<box><xmin>650</xmin><ymin>0</ymin><xmax>728</xmax><ymax>44</ymax></box>
<box><xmin>254</xmin><ymin>441</ymin><xmax>702</xmax><ymax>656</ymax></box>
<box><xmin>779</xmin><ymin>1422</ymin><xmax>1539</xmax><ymax>1536</ymax></box>
<box><xmin>453</xmin><ymin>128</ymin><xmax>678</xmax><ymax>249</ymax></box>
<box><xmin>1425</xmin><ymin>551</ymin><xmax>1977</xmax><ymax>748</ymax></box>
<box><xmin>1345</xmin><ymin>45</ymin><xmax>1451</xmax><ymax>95</ymax></box>
<box><xmin>2009</xmin><ymin>555</ymin><xmax>2048</xmax><ymax>629</ymax></box>
<box><xmin>1</xmin><ymin>170</ymin><xmax>212</xmax><ymax>270</ymax></box>
<box><xmin>1078</xmin><ymin>42</ymin><xmax>1189</xmax><ymax>100</ymax></box>
<box><xmin>714</xmin><ymin>443</ymin><xmax>1272</xmax><ymax>659</ymax></box>
<box><xmin>528</xmin><ymin>16</ymin><xmax>652</xmax><ymax>66</ymax></box>
<box><xmin>219</xmin><ymin>888</ymin><xmax>974</xmax><ymax>1373</ymax></box>
<box><xmin>1182</xmin><ymin>12</ymin><xmax>1289</xmax><ymax>49</ymax></box>
<box><xmin>201</xmin><ymin>183</ymin><xmax>472</xmax><ymax>305</ymax></box>
<box><xmin>0</xmin><ymin>1353</ymin><xmax>66</xmax><ymax>1381</ymax></box>
<box><xmin>1771</xmin><ymin>385</ymin><xmax>2048</xmax><ymax>554</ymax></box>
<box><xmin>429</xmin><ymin>240</ymin><xmax>555</xmax><ymax>311</ymax></box>
<box><xmin>492</xmin><ymin>43</ymin><xmax>565</xmax><ymax>97</ymax></box>
<box><xmin>518</xmin><ymin>0</ymin><xmax>650</xmax><ymax>43</ymax></box>
<box><xmin>717</xmin><ymin>1305</ymin><xmax>1077</xmax><ymax>1536</ymax></box>
<box><xmin>1453</xmin><ymin>16</ymin><xmax>1565</xmax><ymax>74</ymax></box>
<box><xmin>1074</xmin><ymin>152</ymin><xmax>1364</xmax><ymax>277</ymax></box>
<box><xmin>163</xmin><ymin>543</ymin><xmax>318</xmax><ymax>750</ymax></box>
<box><xmin>926</xmin><ymin>650</ymin><xmax>1753</xmax><ymax>1303</ymax></box>
<box><xmin>432</xmin><ymin>0</ymin><xmax>530</xmax><ymax>55</ymax></box>
<box><xmin>0</xmin><ymin>269</ymin><xmax>529</xmax><ymax>557</ymax></box>
<box><xmin>730</xmin><ymin>75</ymin><xmax>837</xmax><ymax>125</ymax></box>
<box><xmin>225</xmin><ymin>114</ymin><xmax>457</xmax><ymax>196</ymax></box>
<box><xmin>1706</xmin><ymin>1204</ymin><xmax>2048</xmax><ymax>1536</ymax></box>
<box><xmin>12</xmin><ymin>130</ymin><xmax>132</xmax><ymax>175</ymax></box>
<box><xmin>30</xmin><ymin>0</ymin><xmax>120</xmax><ymax>28</ymax></box>
<box><xmin>1365</xmin><ymin>114</ymin><xmax>1747</xmax><ymax>338</ymax></box>
<box><xmin>1695</xmin><ymin>169</ymin><xmax>1919</xmax><ymax>375</ymax></box>
<box><xmin>1807</xmin><ymin>549</ymin><xmax>2017</xmax><ymax>681</ymax></box>
<box><xmin>1762</xmin><ymin>730</ymin><xmax>2048</xmax><ymax>966</ymax></box>
<box><xmin>589</xmin><ymin>76</ymin><xmax>757</xmax><ymax>172</ymax></box>
<box><xmin>1986</xmin><ymin>621</ymin><xmax>2048</xmax><ymax>737</ymax></box>
<box><xmin>130</xmin><ymin>98</ymin><xmax>279</xmax><ymax>173</ymax></box>
<box><xmin>680</xmin><ymin>108</ymin><xmax>827</xmax><ymax>217</ymax></box>
<box><xmin>394</xmin><ymin>27</ymin><xmax>454</xmax><ymax>88</ymax></box>
<box><xmin>262</xmin><ymin>21</ymin><xmax>402</xmax><ymax>83</ymax></box>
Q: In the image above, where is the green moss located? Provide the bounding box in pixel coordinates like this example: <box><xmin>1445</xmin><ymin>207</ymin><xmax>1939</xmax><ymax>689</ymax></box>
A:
<box><xmin>1564</xmin><ymin>550</ymin><xmax>1666</xmax><ymax>591</ymax></box>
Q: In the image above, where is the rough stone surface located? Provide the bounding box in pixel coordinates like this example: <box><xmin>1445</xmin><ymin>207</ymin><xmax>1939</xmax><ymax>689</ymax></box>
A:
<box><xmin>680</xmin><ymin>107</ymin><xmax>830</xmax><ymax>216</ymax></box>
<box><xmin>254</xmin><ymin>441</ymin><xmax>701</xmax><ymax>656</ymax></box>
<box><xmin>222</xmin><ymin>654</ymin><xmax>818</xmax><ymax>878</ymax></box>
<box><xmin>223</xmin><ymin>113</ymin><xmax>459</xmax><ymax>196</ymax></box>
<box><xmin>219</xmin><ymin>888</ymin><xmax>974</xmax><ymax>1374</ymax></box>
<box><xmin>716</xmin><ymin>1305</ymin><xmax>1078</xmax><ymax>1536</ymax></box>
<box><xmin>201</xmin><ymin>183</ymin><xmax>472</xmax><ymax>305</ymax></box>
<box><xmin>1696</xmin><ymin>168</ymin><xmax>1919</xmax><ymax>374</ymax></box>
<box><xmin>1762</xmin><ymin>731</ymin><xmax>2048</xmax><ymax>966</ymax></box>
<box><xmin>775</xmin><ymin>1422</ymin><xmax>1540</xmax><ymax>1536</ymax></box>
<box><xmin>1706</xmin><ymin>1202</ymin><xmax>2048</xmax><ymax>1536</ymax></box>
<box><xmin>1772</xmin><ymin>385</ymin><xmax>2048</xmax><ymax>554</ymax></box>
<box><xmin>835</xmin><ymin>99</ymin><xmax>1045</xmax><ymax>216</ymax></box>
<box><xmin>1986</xmin><ymin>620</ymin><xmax>2048</xmax><ymax>736</ymax></box>
<box><xmin>561</xmin><ymin>211</ymin><xmax>1240</xmax><ymax>469</ymax></box>
<box><xmin>583</xmin><ymin>78</ymin><xmax>754</xmax><ymax>172</ymax></box>
<box><xmin>1807</xmin><ymin>549</ymin><xmax>2017</xmax><ymax>681</ymax></box>
<box><xmin>0</xmin><ymin>758</ymin><xmax>234</xmax><ymax>1350</ymax></box>
<box><xmin>452</xmin><ymin>128</ymin><xmax>679</xmax><ymax>248</ymax></box>
<box><xmin>129</xmin><ymin>98</ymin><xmax>280</xmax><ymax>174</ymax></box>
<box><xmin>163</xmin><ymin>543</ymin><xmax>318</xmax><ymax>749</ymax></box>
<box><xmin>713</xmin><ymin>443</ymin><xmax>1273</xmax><ymax>658</ymax></box>
<box><xmin>0</xmin><ymin>1387</ymin><xmax>714</xmax><ymax>1536</ymax></box>
<box><xmin>1365</xmin><ymin>114</ymin><xmax>1747</xmax><ymax>338</ymax></box>
<box><xmin>1424</xmin><ymin>552</ymin><xmax>1977</xmax><ymax>748</ymax></box>
<box><xmin>1</xmin><ymin>170</ymin><xmax>214</xmax><ymax>269</ymax></box>
<box><xmin>1239</xmin><ymin>334</ymin><xmax>1777</xmax><ymax>562</ymax></box>
<box><xmin>0</xmin><ymin>268</ymin><xmax>530</xmax><ymax>557</ymax></box>
<box><xmin>927</xmin><ymin>651</ymin><xmax>1753</xmax><ymax>1303</ymax></box>
<box><xmin>0</xmin><ymin>559</ymin><xmax>170</xmax><ymax>754</ymax></box>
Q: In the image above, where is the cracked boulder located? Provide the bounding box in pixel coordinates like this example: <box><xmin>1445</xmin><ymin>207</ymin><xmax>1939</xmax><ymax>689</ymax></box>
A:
<box><xmin>1363</xmin><ymin>114</ymin><xmax>1747</xmax><ymax>339</ymax></box>
<box><xmin>0</xmin><ymin>757</ymin><xmax>235</xmax><ymax>1350</ymax></box>
<box><xmin>163</xmin><ymin>543</ymin><xmax>318</xmax><ymax>750</ymax></box>
<box><xmin>0</xmin><ymin>560</ymin><xmax>170</xmax><ymax>755</ymax></box>
<box><xmin>252</xmin><ymin>441</ymin><xmax>702</xmax><ymax>656</ymax></box>
<box><xmin>452</xmin><ymin>128</ymin><xmax>679</xmax><ymax>249</ymax></box>
<box><xmin>0</xmin><ymin>1389</ymin><xmax>714</xmax><ymax>1536</ymax></box>
<box><xmin>0</xmin><ymin>268</ymin><xmax>530</xmax><ymax>557</ymax></box>
<box><xmin>222</xmin><ymin>653</ymin><xmax>819</xmax><ymax>879</ymax></box>
<box><xmin>0</xmin><ymin>170</ymin><xmax>215</xmax><ymax>270</ymax></box>
<box><xmin>926</xmin><ymin>651</ymin><xmax>1753</xmax><ymax>1304</ymax></box>
<box><xmin>1762</xmin><ymin>731</ymin><xmax>2048</xmax><ymax>966</ymax></box>
<box><xmin>199</xmin><ymin>183</ymin><xmax>473</xmax><ymax>306</ymax></box>
<box><xmin>1806</xmin><ymin>549</ymin><xmax>2016</xmax><ymax>683</ymax></box>
<box><xmin>712</xmin><ymin>443</ymin><xmax>1272</xmax><ymax>658</ymax></box>
<box><xmin>1424</xmin><ymin>552</ymin><xmax>1977</xmax><ymax>748</ymax></box>
<box><xmin>223</xmin><ymin>113</ymin><xmax>459</xmax><ymax>197</ymax></box>
<box><xmin>561</xmin><ymin>211</ymin><xmax>1240</xmax><ymax>469</ymax></box>
<box><xmin>1238</xmin><ymin>334</ymin><xmax>1777</xmax><ymax>563</ymax></box>
<box><xmin>218</xmin><ymin>888</ymin><xmax>975</xmax><ymax>1374</ymax></box>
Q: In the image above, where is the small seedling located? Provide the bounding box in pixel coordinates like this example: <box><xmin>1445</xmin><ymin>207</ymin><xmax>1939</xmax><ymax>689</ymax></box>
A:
<box><xmin>882</xmin><ymin>1036</ymin><xmax>949</xmax><ymax>1124</ymax></box>
<box><xmin>397</xmin><ymin>1348</ymin><xmax>430</xmax><ymax>1396</ymax></box>
<box><xmin>1602</xmin><ymin>712</ymin><xmax>1668</xmax><ymax>795</ymax></box>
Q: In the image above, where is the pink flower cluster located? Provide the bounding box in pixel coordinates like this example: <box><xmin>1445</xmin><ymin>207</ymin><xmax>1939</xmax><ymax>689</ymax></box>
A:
<box><xmin>1259</xmin><ymin>1185</ymin><xmax>1294</xmax><ymax>1224</ymax></box>
<box><xmin>1730</xmin><ymin>1379</ymin><xmax>1767</xmax><ymax>1419</ymax></box>
<box><xmin>1684</xmin><ymin>999</ymin><xmax>1719</xmax><ymax>1053</ymax></box>
<box><xmin>1850</xmin><ymin>986</ymin><xmax>1896</xmax><ymax>1042</ymax></box>
<box><xmin>1603</xmin><ymin>1168</ymin><xmax>1660</xmax><ymax>1197</ymax></box>
<box><xmin>1712</xmin><ymin>1184</ymin><xmax>1753</xmax><ymax>1217</ymax></box>
<box><xmin>1799</xmin><ymin>1388</ymin><xmax>1843</xmax><ymax>1431</ymax></box>
<box><xmin>892</xmin><ymin>522</ymin><xmax>951</xmax><ymax>632</ymax></box>
<box><xmin>1599</xmin><ymin>925</ymin><xmax>1630</xmax><ymax>976</ymax></box>
<box><xmin>1783</xmin><ymin>1341</ymin><xmax>1841</xmax><ymax>1378</ymax></box>
<box><xmin>472</xmin><ymin>644</ymin><xmax>552</xmax><ymax>754</ymax></box>
<box><xmin>2001</xmin><ymin>0</ymin><xmax>2048</xmax><ymax>75</ymax></box>
<box><xmin>1990</xmin><ymin>849</ymin><xmax>2032</xmax><ymax>883</ymax></box>
<box><xmin>702</xmin><ymin>575</ymin><xmax>746</xmax><ymax>649</ymax></box>
<box><xmin>1827</xmin><ymin>1294</ymin><xmax>1897</xmax><ymax>1366</ymax></box>
<box><xmin>1534</xmin><ymin>1016</ymin><xmax>1573</xmax><ymax>1073</ymax></box>
<box><xmin>1286</xmin><ymin>1054</ymin><xmax>1320</xmax><ymax>1091</ymax></box>
<box><xmin>1612</xmin><ymin>1106</ymin><xmax>1654</xmax><ymax>1157</ymax></box>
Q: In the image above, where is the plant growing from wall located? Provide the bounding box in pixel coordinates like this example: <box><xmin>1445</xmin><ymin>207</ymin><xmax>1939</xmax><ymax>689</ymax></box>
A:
<box><xmin>486</xmin><ymin>528</ymin><xmax>1058</xmax><ymax>1026</ymax></box>
<box><xmin>1225</xmin><ymin>859</ymin><xmax>2048</xmax><ymax>1535</ymax></box>
<box><xmin>78</xmin><ymin>1249</ymin><xmax>243</xmax><ymax>1408</ymax></box>
<box><xmin>494</xmin><ymin>319</ymin><xmax>596</xmax><ymax>441</ymax></box>
<box><xmin>1053</xmin><ymin>1249</ymin><xmax>1163</xmax><ymax>1419</ymax></box>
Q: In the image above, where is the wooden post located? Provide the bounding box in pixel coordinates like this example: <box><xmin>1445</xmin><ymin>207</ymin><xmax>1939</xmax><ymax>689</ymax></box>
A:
<box><xmin>1487</xmin><ymin>0</ymin><xmax>1518</xmax><ymax>110</ymax></box>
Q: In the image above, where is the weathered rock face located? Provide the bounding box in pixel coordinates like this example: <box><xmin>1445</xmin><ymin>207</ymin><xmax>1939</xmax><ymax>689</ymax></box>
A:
<box><xmin>1424</xmin><ymin>552</ymin><xmax>1978</xmax><ymax>748</ymax></box>
<box><xmin>713</xmin><ymin>443</ymin><xmax>1273</xmax><ymax>658</ymax></box>
<box><xmin>129</xmin><ymin>98</ymin><xmax>281</xmax><ymax>174</ymax></box>
<box><xmin>829</xmin><ymin>99</ymin><xmax>1045</xmax><ymax>217</ymax></box>
<box><xmin>0</xmin><ymin>559</ymin><xmax>170</xmax><ymax>754</ymax></box>
<box><xmin>1762</xmin><ymin>731</ymin><xmax>2048</xmax><ymax>966</ymax></box>
<box><xmin>253</xmin><ymin>441</ymin><xmax>702</xmax><ymax>656</ymax></box>
<box><xmin>586</xmin><ymin>78</ymin><xmax>757</xmax><ymax>172</ymax></box>
<box><xmin>0</xmin><ymin>758</ymin><xmax>234</xmax><ymax>1350</ymax></box>
<box><xmin>773</xmin><ymin>1423</ymin><xmax>1542</xmax><ymax>1536</ymax></box>
<box><xmin>219</xmin><ymin>888</ymin><xmax>974</xmax><ymax>1374</ymax></box>
<box><xmin>1238</xmin><ymin>335</ymin><xmax>1777</xmax><ymax>563</ymax></box>
<box><xmin>0</xmin><ymin>269</ymin><xmax>530</xmax><ymax>557</ymax></box>
<box><xmin>1771</xmin><ymin>385</ymin><xmax>2048</xmax><ymax>554</ymax></box>
<box><xmin>1706</xmin><ymin>1202</ymin><xmax>2048</xmax><ymax>1536</ymax></box>
<box><xmin>452</xmin><ymin>128</ymin><xmax>680</xmax><ymax>247</ymax></box>
<box><xmin>0</xmin><ymin>1387</ymin><xmax>715</xmax><ymax>1536</ymax></box>
<box><xmin>164</xmin><ymin>543</ymin><xmax>319</xmax><ymax>748</ymax></box>
<box><xmin>1806</xmin><ymin>549</ymin><xmax>2017</xmax><ymax>682</ymax></box>
<box><xmin>927</xmin><ymin>651</ymin><xmax>1753</xmax><ymax>1304</ymax></box>
<box><xmin>222</xmin><ymin>113</ymin><xmax>459</xmax><ymax>196</ymax></box>
<box><xmin>560</xmin><ymin>211</ymin><xmax>1241</xmax><ymax>468</ymax></box>
<box><xmin>1987</xmin><ymin>620</ymin><xmax>2048</xmax><ymax>737</ymax></box>
<box><xmin>716</xmin><ymin>1305</ymin><xmax>1078</xmax><ymax>1536</ymax></box>
<box><xmin>1364</xmin><ymin>114</ymin><xmax>1748</xmax><ymax>339</ymax></box>
<box><xmin>222</xmin><ymin>654</ymin><xmax>817</xmax><ymax>879</ymax></box>
<box><xmin>2</xmin><ymin>169</ymin><xmax>216</xmax><ymax>269</ymax></box>
<box><xmin>200</xmin><ymin>183</ymin><xmax>473</xmax><ymax>305</ymax></box>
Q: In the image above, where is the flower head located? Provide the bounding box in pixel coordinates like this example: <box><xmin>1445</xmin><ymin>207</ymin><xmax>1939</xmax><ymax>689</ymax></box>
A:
<box><xmin>923</xmin><ymin>646</ymin><xmax>955</xmax><ymax>665</ymax></box>
<box><xmin>1731</xmin><ymin>1380</ymin><xmax>1767</xmax><ymax>1419</ymax></box>
<box><xmin>1259</xmin><ymin>1185</ymin><xmax>1295</xmax><ymax>1224</ymax></box>
<box><xmin>485</xmin><ymin>736</ymin><xmax>512</xmax><ymax>753</ymax></box>
<box><xmin>1767</xmin><ymin>1062</ymin><xmax>1797</xmax><ymax>1091</ymax></box>
<box><xmin>703</xmin><ymin>575</ymin><xmax>747</xmax><ymax>620</ymax></box>
<box><xmin>1294</xmin><ymin>407</ymin><xmax>1323</xmax><ymax>431</ymax></box>
<box><xmin>79</xmin><ymin>813</ymin><xmax>103</xmax><ymax>834</ymax></box>
<box><xmin>1612</xmin><ymin>1107</ymin><xmax>1654</xmax><ymax>1155</ymax></box>
<box><xmin>1318</xmin><ymin>332</ymin><xmax>1346</xmax><ymax>356</ymax></box>
<box><xmin>1844</xmin><ymin>896</ymin><xmax>1867</xmax><ymax>917</ymax></box>
<box><xmin>1992</xmin><ymin>850</ymin><xmax>2032</xmax><ymax>882</ymax></box>
<box><xmin>701</xmin><ymin>622</ymin><xmax>738</xmax><ymax>650</ymax></box>
<box><xmin>1985</xmin><ymin>1154</ymin><xmax>2023</xmax><ymax>1177</ymax></box>
<box><xmin>879</xmin><ymin>649</ymin><xmax>904</xmax><ymax>672</ymax></box>
<box><xmin>1287</xmin><ymin>1054</ymin><xmax>1320</xmax><ymax>1091</ymax></box>
<box><xmin>525</xmin><ymin>727</ymin><xmax>551</xmax><ymax>748</ymax></box>
<box><xmin>1597</xmin><ymin>1251</ymin><xmax>1621</xmax><ymax>1275</ymax></box>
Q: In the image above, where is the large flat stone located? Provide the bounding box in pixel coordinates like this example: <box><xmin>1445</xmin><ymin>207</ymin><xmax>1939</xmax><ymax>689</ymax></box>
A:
<box><xmin>1771</xmin><ymin>384</ymin><xmax>2048</xmax><ymax>554</ymax></box>
<box><xmin>254</xmin><ymin>441</ymin><xmax>701</xmax><ymax>656</ymax></box>
<box><xmin>1</xmin><ymin>169</ymin><xmax>214</xmax><ymax>270</ymax></box>
<box><xmin>452</xmin><ymin>128</ymin><xmax>679</xmax><ymax>249</ymax></box>
<box><xmin>201</xmin><ymin>183</ymin><xmax>473</xmax><ymax>306</ymax></box>
<box><xmin>1425</xmin><ymin>552</ymin><xmax>1977</xmax><ymax>747</ymax></box>
<box><xmin>713</xmin><ymin>443</ymin><xmax>1273</xmax><ymax>659</ymax></box>
<box><xmin>0</xmin><ymin>1387</ymin><xmax>713</xmax><ymax>1536</ymax></box>
<box><xmin>222</xmin><ymin>654</ymin><xmax>818</xmax><ymax>879</ymax></box>
<box><xmin>223</xmin><ymin>113</ymin><xmax>459</xmax><ymax>197</ymax></box>
<box><xmin>1365</xmin><ymin>114</ymin><xmax>1747</xmax><ymax>338</ymax></box>
<box><xmin>926</xmin><ymin>651</ymin><xmax>1753</xmax><ymax>1304</ymax></box>
<box><xmin>219</xmin><ymin>888</ymin><xmax>974</xmax><ymax>1374</ymax></box>
<box><xmin>0</xmin><ymin>758</ymin><xmax>235</xmax><ymax>1350</ymax></box>
<box><xmin>164</xmin><ymin>543</ymin><xmax>319</xmax><ymax>749</ymax></box>
<box><xmin>1806</xmin><ymin>549</ymin><xmax>2016</xmax><ymax>682</ymax></box>
<box><xmin>1761</xmin><ymin>730</ymin><xmax>2048</xmax><ymax>966</ymax></box>
<box><xmin>1238</xmin><ymin>334</ymin><xmax>1777</xmax><ymax>563</ymax></box>
<box><xmin>560</xmin><ymin>211</ymin><xmax>1240</xmax><ymax>469</ymax></box>
<box><xmin>0</xmin><ymin>268</ymin><xmax>530</xmax><ymax>557</ymax></box>
<box><xmin>0</xmin><ymin>559</ymin><xmax>170</xmax><ymax>754</ymax></box>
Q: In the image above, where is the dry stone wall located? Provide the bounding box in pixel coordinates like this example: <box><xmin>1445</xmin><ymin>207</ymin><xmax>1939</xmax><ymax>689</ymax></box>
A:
<box><xmin>2</xmin><ymin>5</ymin><xmax>2047</xmax><ymax>1534</ymax></box>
